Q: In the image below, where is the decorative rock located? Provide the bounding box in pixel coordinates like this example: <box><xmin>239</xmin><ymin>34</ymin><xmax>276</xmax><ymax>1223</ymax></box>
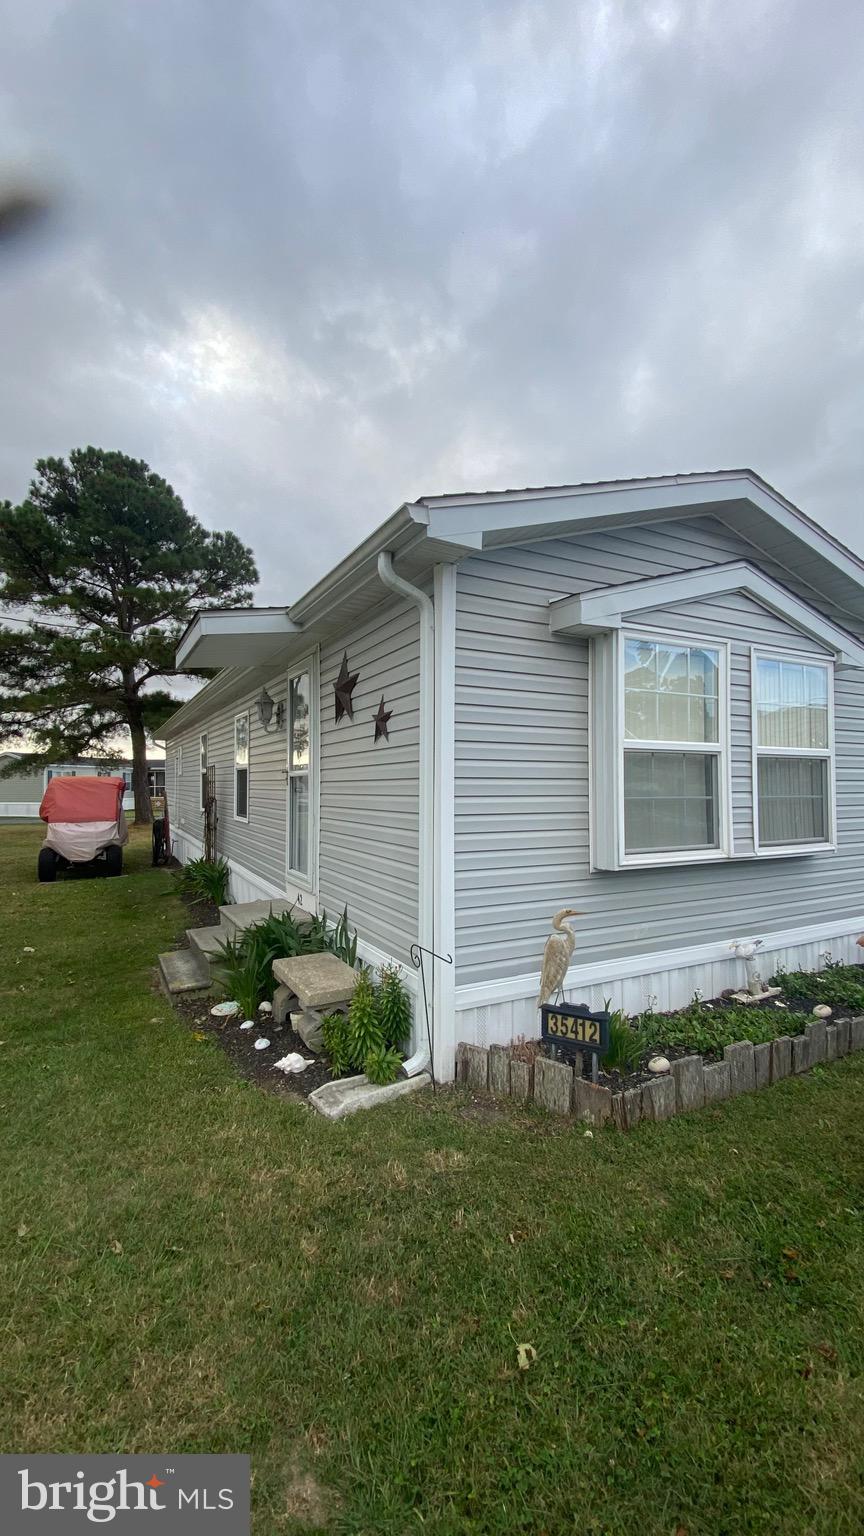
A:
<box><xmin>806</xmin><ymin>1018</ymin><xmax>827</xmax><ymax>1064</ymax></box>
<box><xmin>211</xmin><ymin>1000</ymin><xmax>240</xmax><ymax>1018</ymax></box>
<box><xmin>724</xmin><ymin>1040</ymin><xmax>756</xmax><ymax>1096</ymax></box>
<box><xmin>254</xmin><ymin>1037</ymin><xmax>270</xmax><ymax>1050</ymax></box>
<box><xmin>534</xmin><ymin>1055</ymin><xmax>574</xmax><ymax>1116</ymax></box>
<box><xmin>753</xmin><ymin>1041</ymin><xmax>772</xmax><ymax>1090</ymax></box>
<box><xmin>672</xmin><ymin>1055</ymin><xmax>704</xmax><ymax>1113</ymax></box>
<box><xmin>825</xmin><ymin>1024</ymin><xmax>838</xmax><ymax>1062</ymax></box>
<box><xmin>791</xmin><ymin>1034</ymin><xmax>809</xmax><ymax>1074</ymax></box>
<box><xmin>488</xmin><ymin>1044</ymin><xmax>511</xmax><ymax>1098</ymax></box>
<box><xmin>835</xmin><ymin>1019</ymin><xmax>851</xmax><ymax>1057</ymax></box>
<box><xmin>572</xmin><ymin>1077</ymin><xmax>613</xmax><ymax>1127</ymax></box>
<box><xmin>850</xmin><ymin>1017</ymin><xmax>864</xmax><ymax>1053</ymax></box>
<box><xmin>240</xmin><ymin>1020</ymin><xmax>255</xmax><ymax>1031</ymax></box>
<box><xmin>702</xmin><ymin>1060</ymin><xmax>731</xmax><ymax>1104</ymax></box>
<box><xmin>812</xmin><ymin>1004</ymin><xmax>832</xmax><ymax>1018</ymax></box>
<box><xmin>771</xmin><ymin>1035</ymin><xmax>792</xmax><ymax>1082</ymax></box>
<box><xmin>641</xmin><ymin>1075</ymin><xmax>676</xmax><ymax>1122</ymax></box>
<box><xmin>648</xmin><ymin>1055</ymin><xmax>671</xmax><ymax>1074</ymax></box>
<box><xmin>509</xmin><ymin>1058</ymin><xmax>533</xmax><ymax>1104</ymax></box>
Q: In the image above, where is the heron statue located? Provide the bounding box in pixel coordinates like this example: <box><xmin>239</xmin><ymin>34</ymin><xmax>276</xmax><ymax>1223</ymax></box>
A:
<box><xmin>537</xmin><ymin>908</ymin><xmax>584</xmax><ymax>1009</ymax></box>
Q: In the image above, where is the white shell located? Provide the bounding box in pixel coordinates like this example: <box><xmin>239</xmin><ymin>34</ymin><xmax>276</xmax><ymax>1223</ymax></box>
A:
<box><xmin>258</xmin><ymin>1001</ymin><xmax>273</xmax><ymax>1014</ymax></box>
<box><xmin>273</xmin><ymin>1052</ymin><xmax>313</xmax><ymax>1075</ymax></box>
<box><xmin>648</xmin><ymin>1055</ymin><xmax>671</xmax><ymax>1074</ymax></box>
<box><xmin>240</xmin><ymin>1020</ymin><xmax>255</xmax><ymax>1031</ymax></box>
<box><xmin>211</xmin><ymin>1000</ymin><xmax>240</xmax><ymax>1018</ymax></box>
<box><xmin>254</xmin><ymin>1037</ymin><xmax>271</xmax><ymax>1050</ymax></box>
<box><xmin>812</xmin><ymin>1004</ymin><xmax>833</xmax><ymax>1018</ymax></box>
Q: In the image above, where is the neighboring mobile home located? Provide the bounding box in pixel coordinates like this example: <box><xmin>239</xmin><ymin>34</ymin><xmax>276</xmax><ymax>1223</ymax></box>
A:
<box><xmin>0</xmin><ymin>755</ymin><xmax>166</xmax><ymax>818</ymax></box>
<box><xmin>159</xmin><ymin>470</ymin><xmax>864</xmax><ymax>1081</ymax></box>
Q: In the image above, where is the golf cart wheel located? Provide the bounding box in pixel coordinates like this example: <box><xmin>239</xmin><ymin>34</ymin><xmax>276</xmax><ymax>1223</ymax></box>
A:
<box><xmin>37</xmin><ymin>847</ymin><xmax>58</xmax><ymax>883</ymax></box>
<box><xmin>104</xmin><ymin>844</ymin><xmax>123</xmax><ymax>878</ymax></box>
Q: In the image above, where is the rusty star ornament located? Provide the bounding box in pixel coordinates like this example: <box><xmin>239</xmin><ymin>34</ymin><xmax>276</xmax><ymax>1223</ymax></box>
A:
<box><xmin>373</xmin><ymin>696</ymin><xmax>393</xmax><ymax>742</ymax></box>
<box><xmin>333</xmin><ymin>651</ymin><xmax>359</xmax><ymax>722</ymax></box>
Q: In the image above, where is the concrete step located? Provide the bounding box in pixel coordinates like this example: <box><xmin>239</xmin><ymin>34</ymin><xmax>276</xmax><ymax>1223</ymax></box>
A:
<box><xmin>158</xmin><ymin>947</ymin><xmax>211</xmax><ymax>995</ymax></box>
<box><xmin>186</xmin><ymin>923</ymin><xmax>233</xmax><ymax>964</ymax></box>
<box><xmin>219</xmin><ymin>898</ymin><xmax>313</xmax><ymax>936</ymax></box>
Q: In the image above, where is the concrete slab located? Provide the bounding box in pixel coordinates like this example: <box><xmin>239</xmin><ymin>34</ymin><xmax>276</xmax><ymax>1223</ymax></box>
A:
<box><xmin>158</xmin><ymin>948</ymin><xmax>211</xmax><ymax>995</ymax></box>
<box><xmin>220</xmin><ymin>899</ymin><xmax>313</xmax><ymax>935</ymax></box>
<box><xmin>309</xmin><ymin>1071</ymin><xmax>431</xmax><ymax>1120</ymax></box>
<box><xmin>272</xmin><ymin>953</ymin><xmax>358</xmax><ymax>1009</ymax></box>
<box><xmin>186</xmin><ymin>924</ymin><xmax>232</xmax><ymax>961</ymax></box>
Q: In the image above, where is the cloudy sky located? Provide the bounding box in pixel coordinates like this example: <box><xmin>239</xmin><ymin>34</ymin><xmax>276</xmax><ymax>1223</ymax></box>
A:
<box><xmin>1</xmin><ymin>0</ymin><xmax>863</xmax><ymax>609</ymax></box>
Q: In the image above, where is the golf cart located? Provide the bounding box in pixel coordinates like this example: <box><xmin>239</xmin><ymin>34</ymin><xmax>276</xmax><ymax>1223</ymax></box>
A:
<box><xmin>37</xmin><ymin>774</ymin><xmax>128</xmax><ymax>882</ymax></box>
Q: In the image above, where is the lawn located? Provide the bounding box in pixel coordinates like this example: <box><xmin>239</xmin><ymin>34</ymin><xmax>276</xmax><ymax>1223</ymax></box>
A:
<box><xmin>2</xmin><ymin>823</ymin><xmax>864</xmax><ymax>1534</ymax></box>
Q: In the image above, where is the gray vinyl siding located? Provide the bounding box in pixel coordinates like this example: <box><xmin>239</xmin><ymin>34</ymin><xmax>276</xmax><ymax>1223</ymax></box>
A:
<box><xmin>455</xmin><ymin>517</ymin><xmax>864</xmax><ymax>986</ymax></box>
<box><xmin>318</xmin><ymin>596</ymin><xmax>420</xmax><ymax>964</ymax></box>
<box><xmin>169</xmin><ymin>674</ymin><xmax>288</xmax><ymax>889</ymax></box>
<box><xmin>0</xmin><ymin>766</ymin><xmax>43</xmax><ymax>801</ymax></box>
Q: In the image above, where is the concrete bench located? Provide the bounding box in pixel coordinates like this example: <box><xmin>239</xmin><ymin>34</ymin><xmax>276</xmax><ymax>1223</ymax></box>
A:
<box><xmin>272</xmin><ymin>953</ymin><xmax>358</xmax><ymax>1050</ymax></box>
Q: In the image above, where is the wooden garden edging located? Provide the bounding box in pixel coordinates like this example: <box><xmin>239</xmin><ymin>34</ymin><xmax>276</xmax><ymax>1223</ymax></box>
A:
<box><xmin>455</xmin><ymin>1016</ymin><xmax>864</xmax><ymax>1130</ymax></box>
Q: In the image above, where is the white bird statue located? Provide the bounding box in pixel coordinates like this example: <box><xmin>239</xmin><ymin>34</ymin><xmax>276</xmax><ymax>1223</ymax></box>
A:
<box><xmin>537</xmin><ymin>908</ymin><xmax>584</xmax><ymax>1009</ymax></box>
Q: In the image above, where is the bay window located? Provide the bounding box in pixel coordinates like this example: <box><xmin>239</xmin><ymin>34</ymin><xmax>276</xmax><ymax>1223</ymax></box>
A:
<box><xmin>753</xmin><ymin>654</ymin><xmax>833</xmax><ymax>850</ymax></box>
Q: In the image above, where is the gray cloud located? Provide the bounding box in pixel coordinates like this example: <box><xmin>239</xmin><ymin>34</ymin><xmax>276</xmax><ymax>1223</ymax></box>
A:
<box><xmin>1</xmin><ymin>0</ymin><xmax>863</xmax><ymax>610</ymax></box>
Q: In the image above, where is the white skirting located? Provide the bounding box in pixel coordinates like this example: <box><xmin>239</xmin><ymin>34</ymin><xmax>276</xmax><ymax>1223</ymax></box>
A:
<box><xmin>452</xmin><ymin>917</ymin><xmax>864</xmax><ymax>1055</ymax></box>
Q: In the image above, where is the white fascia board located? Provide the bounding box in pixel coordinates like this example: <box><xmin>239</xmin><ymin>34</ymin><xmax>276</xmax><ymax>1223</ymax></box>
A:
<box><xmin>419</xmin><ymin>471</ymin><xmax>864</xmax><ymax>597</ymax></box>
<box><xmin>175</xmin><ymin>609</ymin><xmax>297</xmax><ymax>669</ymax></box>
<box><xmin>549</xmin><ymin>561</ymin><xmax>864</xmax><ymax>666</ymax></box>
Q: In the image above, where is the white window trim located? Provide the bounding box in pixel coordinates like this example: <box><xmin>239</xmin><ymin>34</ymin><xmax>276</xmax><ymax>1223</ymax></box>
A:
<box><xmin>176</xmin><ymin>744</ymin><xmax>183</xmax><ymax>777</ymax></box>
<box><xmin>286</xmin><ymin>651</ymin><xmax>319</xmax><ymax>897</ymax></box>
<box><xmin>750</xmin><ymin>647</ymin><xmax>836</xmax><ymax>857</ymax></box>
<box><xmin>199</xmin><ymin>732</ymin><xmax>208</xmax><ymax>812</ymax></box>
<box><xmin>233</xmin><ymin>710</ymin><xmax>250</xmax><ymax>823</ymax></box>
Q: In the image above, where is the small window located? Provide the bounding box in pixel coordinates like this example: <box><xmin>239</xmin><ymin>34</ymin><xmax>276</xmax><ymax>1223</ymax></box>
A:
<box><xmin>288</xmin><ymin>671</ymin><xmax>310</xmax><ymax>879</ymax></box>
<box><xmin>234</xmin><ymin>713</ymin><xmax>249</xmax><ymax>820</ymax></box>
<box><xmin>200</xmin><ymin>733</ymin><xmax>208</xmax><ymax>811</ymax></box>
<box><xmin>621</xmin><ymin>635</ymin><xmax>725</xmax><ymax>859</ymax></box>
<box><xmin>754</xmin><ymin>655</ymin><xmax>833</xmax><ymax>850</ymax></box>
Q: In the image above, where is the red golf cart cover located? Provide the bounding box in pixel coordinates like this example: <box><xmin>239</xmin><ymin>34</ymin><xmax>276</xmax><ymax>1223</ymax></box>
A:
<box><xmin>39</xmin><ymin>775</ymin><xmax>126</xmax><ymax>824</ymax></box>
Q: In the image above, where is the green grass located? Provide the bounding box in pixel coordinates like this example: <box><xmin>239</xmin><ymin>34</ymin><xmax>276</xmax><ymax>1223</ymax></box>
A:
<box><xmin>2</xmin><ymin>824</ymin><xmax>864</xmax><ymax>1534</ymax></box>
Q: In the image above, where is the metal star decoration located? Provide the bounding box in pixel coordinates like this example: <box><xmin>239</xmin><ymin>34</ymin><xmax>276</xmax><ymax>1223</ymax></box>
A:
<box><xmin>373</xmin><ymin>696</ymin><xmax>393</xmax><ymax>742</ymax></box>
<box><xmin>333</xmin><ymin>651</ymin><xmax>359</xmax><ymax>722</ymax></box>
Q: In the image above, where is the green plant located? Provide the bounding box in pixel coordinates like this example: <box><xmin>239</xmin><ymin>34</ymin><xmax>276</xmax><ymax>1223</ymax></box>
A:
<box><xmin>347</xmin><ymin>968</ymin><xmax>384</xmax><ymax>1068</ymax></box>
<box><xmin>364</xmin><ymin>1043</ymin><xmax>403</xmax><ymax>1086</ymax></box>
<box><xmin>771</xmin><ymin>965</ymin><xmax>864</xmax><ymax>1012</ymax></box>
<box><xmin>322</xmin><ymin>1013</ymin><xmax>353</xmax><ymax>1077</ymax></box>
<box><xmin>637</xmin><ymin>1001</ymin><xmax>809</xmax><ymax>1056</ymax></box>
<box><xmin>601</xmin><ymin>1010</ymin><xmax>642</xmax><ymax>1074</ymax></box>
<box><xmin>212</xmin><ymin>931</ymin><xmax>270</xmax><ymax>1014</ymax></box>
<box><xmin>376</xmin><ymin>964</ymin><xmax>412</xmax><ymax>1048</ymax></box>
<box><xmin>176</xmin><ymin>857</ymin><xmax>230</xmax><ymax>907</ymax></box>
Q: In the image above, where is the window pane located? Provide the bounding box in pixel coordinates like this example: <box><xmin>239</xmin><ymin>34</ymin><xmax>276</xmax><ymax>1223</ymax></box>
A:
<box><xmin>235</xmin><ymin>767</ymin><xmax>248</xmax><ymax>819</ymax></box>
<box><xmin>624</xmin><ymin>751</ymin><xmax>719</xmax><ymax>854</ymax></box>
<box><xmin>290</xmin><ymin>672</ymin><xmax>310</xmax><ymax>770</ymax></box>
<box><xmin>756</xmin><ymin>659</ymin><xmax>829</xmax><ymax>749</ymax></box>
<box><xmin>757</xmin><ymin>756</ymin><xmax>828</xmax><ymax>845</ymax></box>
<box><xmin>234</xmin><ymin>714</ymin><xmax>249</xmax><ymax>767</ymax></box>
<box><xmin>289</xmin><ymin>773</ymin><xmax>309</xmax><ymax>875</ymax></box>
<box><xmin>625</xmin><ymin>639</ymin><xmax>719</xmax><ymax>744</ymax></box>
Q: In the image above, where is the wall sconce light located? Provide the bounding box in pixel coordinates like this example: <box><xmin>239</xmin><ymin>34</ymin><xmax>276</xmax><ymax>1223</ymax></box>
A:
<box><xmin>257</xmin><ymin>686</ymin><xmax>285</xmax><ymax>732</ymax></box>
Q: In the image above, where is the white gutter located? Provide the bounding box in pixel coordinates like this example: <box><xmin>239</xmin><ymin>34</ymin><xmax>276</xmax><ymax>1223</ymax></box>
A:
<box><xmin>377</xmin><ymin>550</ymin><xmax>434</xmax><ymax>1077</ymax></box>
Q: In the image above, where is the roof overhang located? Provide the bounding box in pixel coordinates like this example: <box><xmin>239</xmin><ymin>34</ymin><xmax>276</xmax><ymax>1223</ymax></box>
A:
<box><xmin>549</xmin><ymin>561</ymin><xmax>864</xmax><ymax>667</ymax></box>
<box><xmin>176</xmin><ymin>608</ymin><xmax>299</xmax><ymax>669</ymax></box>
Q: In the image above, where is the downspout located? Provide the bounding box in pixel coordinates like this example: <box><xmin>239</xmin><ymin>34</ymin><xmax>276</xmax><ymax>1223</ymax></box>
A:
<box><xmin>377</xmin><ymin>550</ymin><xmax>434</xmax><ymax>1076</ymax></box>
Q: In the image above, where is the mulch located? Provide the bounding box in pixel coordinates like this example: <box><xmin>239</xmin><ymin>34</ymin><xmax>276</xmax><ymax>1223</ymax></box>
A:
<box><xmin>172</xmin><ymin>992</ymin><xmax>345</xmax><ymax>1102</ymax></box>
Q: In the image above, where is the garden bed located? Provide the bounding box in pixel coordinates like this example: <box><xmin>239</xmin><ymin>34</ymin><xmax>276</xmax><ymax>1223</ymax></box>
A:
<box><xmin>458</xmin><ymin>962</ymin><xmax>864</xmax><ymax>1130</ymax></box>
<box><xmin>172</xmin><ymin>993</ymin><xmax>342</xmax><ymax>1100</ymax></box>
